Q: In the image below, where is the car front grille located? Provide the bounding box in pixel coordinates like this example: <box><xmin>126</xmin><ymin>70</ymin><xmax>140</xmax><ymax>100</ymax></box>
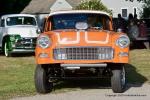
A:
<box><xmin>15</xmin><ymin>38</ymin><xmax>36</xmax><ymax>48</ymax></box>
<box><xmin>53</xmin><ymin>47</ymin><xmax>114</xmax><ymax>60</ymax></box>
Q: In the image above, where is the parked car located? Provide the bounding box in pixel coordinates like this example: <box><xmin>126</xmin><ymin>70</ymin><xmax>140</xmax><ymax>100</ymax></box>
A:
<box><xmin>0</xmin><ymin>14</ymin><xmax>40</xmax><ymax>57</ymax></box>
<box><xmin>34</xmin><ymin>10</ymin><xmax>130</xmax><ymax>93</ymax></box>
<box><xmin>141</xmin><ymin>18</ymin><xmax>150</xmax><ymax>37</ymax></box>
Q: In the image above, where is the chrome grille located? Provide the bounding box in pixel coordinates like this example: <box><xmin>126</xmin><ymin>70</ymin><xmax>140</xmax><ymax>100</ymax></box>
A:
<box><xmin>15</xmin><ymin>38</ymin><xmax>36</xmax><ymax>48</ymax></box>
<box><xmin>53</xmin><ymin>47</ymin><xmax>113</xmax><ymax>60</ymax></box>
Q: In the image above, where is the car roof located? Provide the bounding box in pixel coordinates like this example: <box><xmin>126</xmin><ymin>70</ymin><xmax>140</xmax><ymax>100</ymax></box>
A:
<box><xmin>1</xmin><ymin>14</ymin><xmax>36</xmax><ymax>19</ymax></box>
<box><xmin>49</xmin><ymin>10</ymin><xmax>110</xmax><ymax>17</ymax></box>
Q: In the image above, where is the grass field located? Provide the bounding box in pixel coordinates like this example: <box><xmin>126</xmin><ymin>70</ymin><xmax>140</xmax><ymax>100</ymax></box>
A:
<box><xmin>0</xmin><ymin>56</ymin><xmax>36</xmax><ymax>100</ymax></box>
<box><xmin>0</xmin><ymin>49</ymin><xmax>150</xmax><ymax>100</ymax></box>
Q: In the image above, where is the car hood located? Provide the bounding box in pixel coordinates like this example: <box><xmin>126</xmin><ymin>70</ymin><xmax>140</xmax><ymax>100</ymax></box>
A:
<box><xmin>50</xmin><ymin>30</ymin><xmax>113</xmax><ymax>46</ymax></box>
<box><xmin>6</xmin><ymin>26</ymin><xmax>38</xmax><ymax>38</ymax></box>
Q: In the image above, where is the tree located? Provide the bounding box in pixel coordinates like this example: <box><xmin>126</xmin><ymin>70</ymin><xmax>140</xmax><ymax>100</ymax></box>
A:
<box><xmin>75</xmin><ymin>0</ymin><xmax>112</xmax><ymax>15</ymax></box>
<box><xmin>125</xmin><ymin>0</ymin><xmax>150</xmax><ymax>18</ymax></box>
<box><xmin>141</xmin><ymin>0</ymin><xmax>150</xmax><ymax>18</ymax></box>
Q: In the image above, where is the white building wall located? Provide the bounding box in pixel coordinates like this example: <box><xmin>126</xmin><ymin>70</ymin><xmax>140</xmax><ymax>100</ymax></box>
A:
<box><xmin>101</xmin><ymin>0</ymin><xmax>144</xmax><ymax>18</ymax></box>
<box><xmin>50</xmin><ymin>0</ymin><xmax>72</xmax><ymax>12</ymax></box>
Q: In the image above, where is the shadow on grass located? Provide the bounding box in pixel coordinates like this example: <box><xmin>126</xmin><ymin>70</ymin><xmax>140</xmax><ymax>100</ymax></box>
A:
<box><xmin>12</xmin><ymin>53</ymin><xmax>35</xmax><ymax>57</ymax></box>
<box><xmin>53</xmin><ymin>64</ymin><xmax>147</xmax><ymax>92</ymax></box>
<box><xmin>125</xmin><ymin>64</ymin><xmax>147</xmax><ymax>89</ymax></box>
<box><xmin>0</xmin><ymin>53</ymin><xmax>34</xmax><ymax>57</ymax></box>
<box><xmin>0</xmin><ymin>51</ymin><xmax>35</xmax><ymax>57</ymax></box>
<box><xmin>0</xmin><ymin>52</ymin><xmax>3</xmax><ymax>56</ymax></box>
<box><xmin>130</xmin><ymin>41</ymin><xmax>150</xmax><ymax>49</ymax></box>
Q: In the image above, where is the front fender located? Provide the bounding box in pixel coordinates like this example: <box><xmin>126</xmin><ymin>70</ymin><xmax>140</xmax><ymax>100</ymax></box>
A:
<box><xmin>3</xmin><ymin>35</ymin><xmax>21</xmax><ymax>51</ymax></box>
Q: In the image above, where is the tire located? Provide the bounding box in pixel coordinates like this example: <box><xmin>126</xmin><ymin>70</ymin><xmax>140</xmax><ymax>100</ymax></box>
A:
<box><xmin>111</xmin><ymin>66</ymin><xmax>126</xmax><ymax>93</ymax></box>
<box><xmin>4</xmin><ymin>42</ymin><xmax>12</xmax><ymax>57</ymax></box>
<box><xmin>34</xmin><ymin>64</ymin><xmax>53</xmax><ymax>93</ymax></box>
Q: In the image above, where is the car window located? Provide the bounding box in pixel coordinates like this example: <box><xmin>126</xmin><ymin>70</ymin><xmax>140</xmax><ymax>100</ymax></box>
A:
<box><xmin>49</xmin><ymin>13</ymin><xmax>110</xmax><ymax>30</ymax></box>
<box><xmin>6</xmin><ymin>16</ymin><xmax>36</xmax><ymax>26</ymax></box>
<box><xmin>0</xmin><ymin>19</ymin><xmax>5</xmax><ymax>27</ymax></box>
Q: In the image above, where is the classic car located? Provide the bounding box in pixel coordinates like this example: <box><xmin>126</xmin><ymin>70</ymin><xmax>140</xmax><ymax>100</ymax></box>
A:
<box><xmin>0</xmin><ymin>14</ymin><xmax>39</xmax><ymax>57</ymax></box>
<box><xmin>35</xmin><ymin>10</ymin><xmax>130</xmax><ymax>93</ymax></box>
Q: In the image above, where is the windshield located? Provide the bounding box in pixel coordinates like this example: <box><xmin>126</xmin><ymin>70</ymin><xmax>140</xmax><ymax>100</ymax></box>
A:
<box><xmin>50</xmin><ymin>13</ymin><xmax>110</xmax><ymax>30</ymax></box>
<box><xmin>6</xmin><ymin>16</ymin><xmax>37</xmax><ymax>26</ymax></box>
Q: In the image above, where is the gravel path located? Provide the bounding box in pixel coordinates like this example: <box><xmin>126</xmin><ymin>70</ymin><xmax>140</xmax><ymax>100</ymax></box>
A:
<box><xmin>12</xmin><ymin>83</ymin><xmax>150</xmax><ymax>100</ymax></box>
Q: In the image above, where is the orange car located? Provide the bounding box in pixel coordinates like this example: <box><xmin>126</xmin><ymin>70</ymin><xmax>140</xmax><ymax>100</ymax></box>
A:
<box><xmin>34</xmin><ymin>10</ymin><xmax>130</xmax><ymax>93</ymax></box>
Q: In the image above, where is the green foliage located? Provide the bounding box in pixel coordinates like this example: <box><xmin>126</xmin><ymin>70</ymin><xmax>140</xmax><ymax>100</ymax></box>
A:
<box><xmin>141</xmin><ymin>0</ymin><xmax>150</xmax><ymax>18</ymax></box>
<box><xmin>125</xmin><ymin>0</ymin><xmax>150</xmax><ymax>18</ymax></box>
<box><xmin>75</xmin><ymin>0</ymin><xmax>112</xmax><ymax>15</ymax></box>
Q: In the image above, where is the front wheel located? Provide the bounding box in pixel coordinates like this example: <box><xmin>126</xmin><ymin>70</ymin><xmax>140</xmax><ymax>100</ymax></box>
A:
<box><xmin>111</xmin><ymin>66</ymin><xmax>126</xmax><ymax>93</ymax></box>
<box><xmin>34</xmin><ymin>64</ymin><xmax>53</xmax><ymax>93</ymax></box>
<box><xmin>4</xmin><ymin>42</ymin><xmax>12</xmax><ymax>57</ymax></box>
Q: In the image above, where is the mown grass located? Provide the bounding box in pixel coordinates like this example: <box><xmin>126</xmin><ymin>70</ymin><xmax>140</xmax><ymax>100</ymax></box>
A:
<box><xmin>126</xmin><ymin>49</ymin><xmax>150</xmax><ymax>84</ymax></box>
<box><xmin>0</xmin><ymin>49</ymin><xmax>150</xmax><ymax>99</ymax></box>
<box><xmin>0</xmin><ymin>56</ymin><xmax>36</xmax><ymax>100</ymax></box>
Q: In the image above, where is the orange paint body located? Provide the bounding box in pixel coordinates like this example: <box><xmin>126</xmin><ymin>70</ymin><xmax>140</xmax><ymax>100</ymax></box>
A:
<box><xmin>35</xmin><ymin>10</ymin><xmax>129</xmax><ymax>65</ymax></box>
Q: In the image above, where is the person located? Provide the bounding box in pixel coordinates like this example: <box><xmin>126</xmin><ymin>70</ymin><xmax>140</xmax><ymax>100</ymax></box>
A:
<box><xmin>128</xmin><ymin>13</ymin><xmax>134</xmax><ymax>26</ymax></box>
<box><xmin>139</xmin><ymin>20</ymin><xmax>147</xmax><ymax>37</ymax></box>
<box><xmin>127</xmin><ymin>13</ymin><xmax>139</xmax><ymax>40</ymax></box>
<box><xmin>87</xmin><ymin>16</ymin><xmax>103</xmax><ymax>29</ymax></box>
<box><xmin>116</xmin><ymin>14</ymin><xmax>127</xmax><ymax>32</ymax></box>
<box><xmin>87</xmin><ymin>16</ymin><xmax>96</xmax><ymax>27</ymax></box>
<box><xmin>134</xmin><ymin>14</ymin><xmax>140</xmax><ymax>26</ymax></box>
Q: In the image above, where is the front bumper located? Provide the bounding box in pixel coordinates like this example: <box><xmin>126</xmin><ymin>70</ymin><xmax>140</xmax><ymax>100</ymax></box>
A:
<box><xmin>61</xmin><ymin>63</ymin><xmax>107</xmax><ymax>70</ymax></box>
<box><xmin>11</xmin><ymin>49</ymin><xmax>35</xmax><ymax>53</ymax></box>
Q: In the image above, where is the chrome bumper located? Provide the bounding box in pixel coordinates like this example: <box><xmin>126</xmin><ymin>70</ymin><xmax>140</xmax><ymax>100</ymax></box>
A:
<box><xmin>61</xmin><ymin>63</ymin><xmax>107</xmax><ymax>69</ymax></box>
<box><xmin>15</xmin><ymin>37</ymin><xmax>36</xmax><ymax>49</ymax></box>
<box><xmin>11</xmin><ymin>49</ymin><xmax>35</xmax><ymax>53</ymax></box>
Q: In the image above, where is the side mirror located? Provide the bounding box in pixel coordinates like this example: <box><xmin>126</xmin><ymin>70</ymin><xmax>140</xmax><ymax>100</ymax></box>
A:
<box><xmin>36</xmin><ymin>28</ymin><xmax>42</xmax><ymax>34</ymax></box>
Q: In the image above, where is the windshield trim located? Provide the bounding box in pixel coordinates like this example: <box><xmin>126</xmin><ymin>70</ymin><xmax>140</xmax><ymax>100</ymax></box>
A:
<box><xmin>49</xmin><ymin>13</ymin><xmax>111</xmax><ymax>31</ymax></box>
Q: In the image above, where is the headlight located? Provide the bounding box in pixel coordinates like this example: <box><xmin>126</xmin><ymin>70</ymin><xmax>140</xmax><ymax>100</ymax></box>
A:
<box><xmin>37</xmin><ymin>35</ymin><xmax>51</xmax><ymax>49</ymax></box>
<box><xmin>54</xmin><ymin>49</ymin><xmax>67</xmax><ymax>60</ymax></box>
<box><xmin>116</xmin><ymin>35</ymin><xmax>130</xmax><ymax>48</ymax></box>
